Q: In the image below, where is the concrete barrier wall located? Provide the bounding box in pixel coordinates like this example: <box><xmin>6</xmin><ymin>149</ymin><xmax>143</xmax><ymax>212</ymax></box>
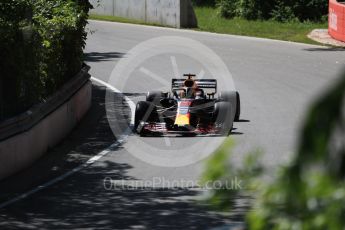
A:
<box><xmin>90</xmin><ymin>0</ymin><xmax>197</xmax><ymax>28</ymax></box>
<box><xmin>0</xmin><ymin>68</ymin><xmax>92</xmax><ymax>181</ymax></box>
<box><xmin>329</xmin><ymin>0</ymin><xmax>345</xmax><ymax>42</ymax></box>
<box><xmin>114</xmin><ymin>0</ymin><xmax>146</xmax><ymax>21</ymax></box>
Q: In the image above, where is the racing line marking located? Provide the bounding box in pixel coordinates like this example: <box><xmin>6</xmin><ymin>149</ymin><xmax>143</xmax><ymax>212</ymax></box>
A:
<box><xmin>0</xmin><ymin>77</ymin><xmax>135</xmax><ymax>210</ymax></box>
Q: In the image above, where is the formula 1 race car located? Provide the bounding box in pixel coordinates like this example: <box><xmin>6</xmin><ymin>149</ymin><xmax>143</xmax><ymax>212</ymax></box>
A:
<box><xmin>134</xmin><ymin>74</ymin><xmax>240</xmax><ymax>136</ymax></box>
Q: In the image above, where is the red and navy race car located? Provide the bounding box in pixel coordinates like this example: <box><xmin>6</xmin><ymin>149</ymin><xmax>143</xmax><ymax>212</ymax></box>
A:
<box><xmin>134</xmin><ymin>74</ymin><xmax>240</xmax><ymax>136</ymax></box>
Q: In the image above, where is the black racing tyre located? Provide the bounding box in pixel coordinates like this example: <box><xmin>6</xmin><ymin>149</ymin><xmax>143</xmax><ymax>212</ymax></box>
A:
<box><xmin>235</xmin><ymin>91</ymin><xmax>240</xmax><ymax>121</ymax></box>
<box><xmin>213</xmin><ymin>101</ymin><xmax>233</xmax><ymax>135</ymax></box>
<box><xmin>146</xmin><ymin>91</ymin><xmax>163</xmax><ymax>104</ymax></box>
<box><xmin>134</xmin><ymin>101</ymin><xmax>158</xmax><ymax>133</ymax></box>
<box><xmin>219</xmin><ymin>91</ymin><xmax>241</xmax><ymax>121</ymax></box>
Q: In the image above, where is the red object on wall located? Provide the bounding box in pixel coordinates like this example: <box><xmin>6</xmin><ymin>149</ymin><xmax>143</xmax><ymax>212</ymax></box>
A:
<box><xmin>329</xmin><ymin>0</ymin><xmax>345</xmax><ymax>42</ymax></box>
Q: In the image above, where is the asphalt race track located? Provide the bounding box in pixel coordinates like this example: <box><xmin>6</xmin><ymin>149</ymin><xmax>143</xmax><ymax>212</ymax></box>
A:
<box><xmin>0</xmin><ymin>20</ymin><xmax>344</xmax><ymax>229</ymax></box>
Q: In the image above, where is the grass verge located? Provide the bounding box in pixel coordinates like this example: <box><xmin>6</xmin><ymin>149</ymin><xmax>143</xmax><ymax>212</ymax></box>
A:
<box><xmin>90</xmin><ymin>7</ymin><xmax>327</xmax><ymax>45</ymax></box>
<box><xmin>89</xmin><ymin>14</ymin><xmax>166</xmax><ymax>27</ymax></box>
<box><xmin>195</xmin><ymin>7</ymin><xmax>327</xmax><ymax>44</ymax></box>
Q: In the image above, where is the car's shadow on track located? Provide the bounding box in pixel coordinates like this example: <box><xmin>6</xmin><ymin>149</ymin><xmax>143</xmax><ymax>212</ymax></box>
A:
<box><xmin>135</xmin><ymin>132</ymin><xmax>245</xmax><ymax>138</ymax></box>
<box><xmin>84</xmin><ymin>51</ymin><xmax>126</xmax><ymax>62</ymax></box>
<box><xmin>236</xmin><ymin>119</ymin><xmax>250</xmax><ymax>123</ymax></box>
<box><xmin>129</xmin><ymin>121</ymin><xmax>248</xmax><ymax>138</ymax></box>
<box><xmin>303</xmin><ymin>47</ymin><xmax>345</xmax><ymax>52</ymax></box>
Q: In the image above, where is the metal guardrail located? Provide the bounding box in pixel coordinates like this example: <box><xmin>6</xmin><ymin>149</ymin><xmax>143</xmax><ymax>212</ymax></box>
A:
<box><xmin>0</xmin><ymin>65</ymin><xmax>91</xmax><ymax>142</ymax></box>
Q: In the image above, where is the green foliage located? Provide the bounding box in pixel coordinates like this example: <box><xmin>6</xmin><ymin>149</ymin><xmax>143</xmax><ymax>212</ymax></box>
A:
<box><xmin>247</xmin><ymin>71</ymin><xmax>345</xmax><ymax>230</ymax></box>
<box><xmin>271</xmin><ymin>0</ymin><xmax>297</xmax><ymax>22</ymax></box>
<box><xmin>201</xmin><ymin>139</ymin><xmax>264</xmax><ymax>210</ymax></box>
<box><xmin>0</xmin><ymin>0</ymin><xmax>91</xmax><ymax>120</ymax></box>
<box><xmin>216</xmin><ymin>0</ymin><xmax>277</xmax><ymax>20</ymax></box>
<box><xmin>202</xmin><ymin>71</ymin><xmax>345</xmax><ymax>229</ymax></box>
<box><xmin>216</xmin><ymin>0</ymin><xmax>240</xmax><ymax>19</ymax></box>
<box><xmin>201</xmin><ymin>139</ymin><xmax>238</xmax><ymax>210</ymax></box>
<box><xmin>293</xmin><ymin>0</ymin><xmax>328</xmax><ymax>22</ymax></box>
<box><xmin>215</xmin><ymin>0</ymin><xmax>328</xmax><ymax>22</ymax></box>
<box><xmin>238</xmin><ymin>0</ymin><xmax>262</xmax><ymax>20</ymax></box>
<box><xmin>192</xmin><ymin>0</ymin><xmax>217</xmax><ymax>7</ymax></box>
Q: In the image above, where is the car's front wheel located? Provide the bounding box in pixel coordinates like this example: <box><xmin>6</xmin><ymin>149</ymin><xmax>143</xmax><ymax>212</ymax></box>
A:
<box><xmin>213</xmin><ymin>101</ymin><xmax>233</xmax><ymax>135</ymax></box>
<box><xmin>219</xmin><ymin>91</ymin><xmax>240</xmax><ymax>121</ymax></box>
<box><xmin>146</xmin><ymin>91</ymin><xmax>163</xmax><ymax>105</ymax></box>
<box><xmin>134</xmin><ymin>101</ymin><xmax>158</xmax><ymax>135</ymax></box>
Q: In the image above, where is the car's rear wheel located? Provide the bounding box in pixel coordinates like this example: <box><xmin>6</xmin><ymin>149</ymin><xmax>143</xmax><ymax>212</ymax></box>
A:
<box><xmin>213</xmin><ymin>102</ymin><xmax>233</xmax><ymax>135</ymax></box>
<box><xmin>134</xmin><ymin>101</ymin><xmax>158</xmax><ymax>135</ymax></box>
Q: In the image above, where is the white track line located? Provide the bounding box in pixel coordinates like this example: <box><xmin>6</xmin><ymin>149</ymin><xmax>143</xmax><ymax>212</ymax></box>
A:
<box><xmin>91</xmin><ymin>76</ymin><xmax>136</xmax><ymax>125</ymax></box>
<box><xmin>0</xmin><ymin>77</ymin><xmax>135</xmax><ymax>209</ymax></box>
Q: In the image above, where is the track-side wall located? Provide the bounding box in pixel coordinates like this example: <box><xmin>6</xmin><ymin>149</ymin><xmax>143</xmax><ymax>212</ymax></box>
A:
<box><xmin>89</xmin><ymin>0</ymin><xmax>197</xmax><ymax>28</ymax></box>
<box><xmin>329</xmin><ymin>0</ymin><xmax>345</xmax><ymax>42</ymax></box>
<box><xmin>0</xmin><ymin>67</ymin><xmax>91</xmax><ymax>181</ymax></box>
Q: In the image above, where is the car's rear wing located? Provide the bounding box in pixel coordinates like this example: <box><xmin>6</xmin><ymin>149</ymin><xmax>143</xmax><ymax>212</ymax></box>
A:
<box><xmin>171</xmin><ymin>79</ymin><xmax>217</xmax><ymax>93</ymax></box>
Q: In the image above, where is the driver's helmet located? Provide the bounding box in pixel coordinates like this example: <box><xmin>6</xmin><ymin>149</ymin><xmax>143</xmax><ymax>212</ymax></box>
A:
<box><xmin>183</xmin><ymin>78</ymin><xmax>197</xmax><ymax>99</ymax></box>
